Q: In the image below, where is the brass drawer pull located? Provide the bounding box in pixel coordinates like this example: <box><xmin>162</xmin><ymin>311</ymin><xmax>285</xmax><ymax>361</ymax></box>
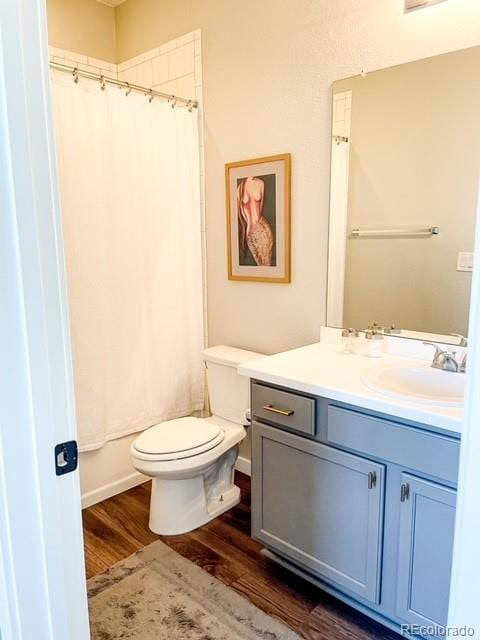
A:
<box><xmin>263</xmin><ymin>404</ymin><xmax>294</xmax><ymax>417</ymax></box>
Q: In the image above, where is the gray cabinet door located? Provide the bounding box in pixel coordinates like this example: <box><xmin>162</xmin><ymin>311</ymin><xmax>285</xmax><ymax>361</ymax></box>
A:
<box><xmin>252</xmin><ymin>422</ymin><xmax>385</xmax><ymax>604</ymax></box>
<box><xmin>396</xmin><ymin>474</ymin><xmax>456</xmax><ymax>628</ymax></box>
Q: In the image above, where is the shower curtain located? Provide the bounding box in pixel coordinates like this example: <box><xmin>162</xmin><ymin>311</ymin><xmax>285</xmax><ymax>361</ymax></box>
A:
<box><xmin>51</xmin><ymin>70</ymin><xmax>205</xmax><ymax>451</ymax></box>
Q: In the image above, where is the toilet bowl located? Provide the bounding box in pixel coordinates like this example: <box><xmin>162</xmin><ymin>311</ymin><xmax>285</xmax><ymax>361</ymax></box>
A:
<box><xmin>131</xmin><ymin>345</ymin><xmax>262</xmax><ymax>535</ymax></box>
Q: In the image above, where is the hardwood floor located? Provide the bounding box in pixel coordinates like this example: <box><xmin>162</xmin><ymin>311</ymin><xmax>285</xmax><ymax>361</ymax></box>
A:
<box><xmin>83</xmin><ymin>471</ymin><xmax>398</xmax><ymax>640</ymax></box>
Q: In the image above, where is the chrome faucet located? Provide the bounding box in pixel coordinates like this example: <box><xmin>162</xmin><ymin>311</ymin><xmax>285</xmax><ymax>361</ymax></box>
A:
<box><xmin>423</xmin><ymin>342</ymin><xmax>460</xmax><ymax>373</ymax></box>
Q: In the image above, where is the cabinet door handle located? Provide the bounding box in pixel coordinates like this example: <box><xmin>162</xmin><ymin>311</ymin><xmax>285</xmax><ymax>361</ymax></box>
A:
<box><xmin>400</xmin><ymin>483</ymin><xmax>410</xmax><ymax>502</ymax></box>
<box><xmin>368</xmin><ymin>471</ymin><xmax>377</xmax><ymax>489</ymax></box>
<box><xmin>263</xmin><ymin>404</ymin><xmax>294</xmax><ymax>417</ymax></box>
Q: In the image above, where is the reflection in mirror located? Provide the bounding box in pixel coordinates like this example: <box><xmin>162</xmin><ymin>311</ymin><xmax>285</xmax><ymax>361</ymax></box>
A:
<box><xmin>327</xmin><ymin>46</ymin><xmax>479</xmax><ymax>342</ymax></box>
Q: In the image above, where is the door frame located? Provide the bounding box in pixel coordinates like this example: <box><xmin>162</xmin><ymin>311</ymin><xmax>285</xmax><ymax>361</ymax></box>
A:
<box><xmin>0</xmin><ymin>0</ymin><xmax>89</xmax><ymax>638</ymax></box>
<box><xmin>1</xmin><ymin>0</ymin><xmax>480</xmax><ymax>636</ymax></box>
<box><xmin>448</xmin><ymin>185</ymin><xmax>480</xmax><ymax>632</ymax></box>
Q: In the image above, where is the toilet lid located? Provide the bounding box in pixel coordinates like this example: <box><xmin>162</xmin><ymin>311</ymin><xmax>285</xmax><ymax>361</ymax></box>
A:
<box><xmin>133</xmin><ymin>417</ymin><xmax>223</xmax><ymax>456</ymax></box>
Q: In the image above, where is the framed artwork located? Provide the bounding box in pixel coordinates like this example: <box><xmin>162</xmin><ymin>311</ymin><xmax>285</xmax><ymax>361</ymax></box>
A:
<box><xmin>225</xmin><ymin>153</ymin><xmax>291</xmax><ymax>283</ymax></box>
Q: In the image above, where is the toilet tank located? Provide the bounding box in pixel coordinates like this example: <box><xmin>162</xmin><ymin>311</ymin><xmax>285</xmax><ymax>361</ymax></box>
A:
<box><xmin>204</xmin><ymin>346</ymin><xmax>263</xmax><ymax>425</ymax></box>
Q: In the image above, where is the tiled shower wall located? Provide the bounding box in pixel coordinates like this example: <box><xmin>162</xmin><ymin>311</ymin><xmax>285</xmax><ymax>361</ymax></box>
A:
<box><xmin>48</xmin><ymin>30</ymin><xmax>207</xmax><ymax>345</ymax></box>
<box><xmin>116</xmin><ymin>30</ymin><xmax>203</xmax><ymax>110</ymax></box>
<box><xmin>48</xmin><ymin>47</ymin><xmax>115</xmax><ymax>75</ymax></box>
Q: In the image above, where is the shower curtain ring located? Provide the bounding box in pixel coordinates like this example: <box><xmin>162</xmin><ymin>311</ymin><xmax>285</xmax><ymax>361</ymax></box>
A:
<box><xmin>171</xmin><ymin>95</ymin><xmax>177</xmax><ymax>109</ymax></box>
<box><xmin>125</xmin><ymin>82</ymin><xmax>131</xmax><ymax>96</ymax></box>
<box><xmin>148</xmin><ymin>89</ymin><xmax>154</xmax><ymax>103</ymax></box>
<box><xmin>99</xmin><ymin>75</ymin><xmax>106</xmax><ymax>91</ymax></box>
<box><xmin>72</xmin><ymin>68</ymin><xmax>79</xmax><ymax>84</ymax></box>
<box><xmin>187</xmin><ymin>100</ymin><xmax>193</xmax><ymax>112</ymax></box>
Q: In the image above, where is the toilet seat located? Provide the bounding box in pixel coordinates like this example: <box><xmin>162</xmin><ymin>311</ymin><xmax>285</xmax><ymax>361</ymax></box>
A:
<box><xmin>132</xmin><ymin>417</ymin><xmax>225</xmax><ymax>461</ymax></box>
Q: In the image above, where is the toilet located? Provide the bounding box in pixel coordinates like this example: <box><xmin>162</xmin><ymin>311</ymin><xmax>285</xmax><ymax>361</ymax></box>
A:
<box><xmin>131</xmin><ymin>345</ymin><xmax>262</xmax><ymax>535</ymax></box>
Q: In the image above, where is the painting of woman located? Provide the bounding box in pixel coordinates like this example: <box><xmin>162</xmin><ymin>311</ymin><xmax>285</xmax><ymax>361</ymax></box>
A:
<box><xmin>237</xmin><ymin>175</ymin><xmax>276</xmax><ymax>267</ymax></box>
<box><xmin>225</xmin><ymin>153</ymin><xmax>290</xmax><ymax>283</ymax></box>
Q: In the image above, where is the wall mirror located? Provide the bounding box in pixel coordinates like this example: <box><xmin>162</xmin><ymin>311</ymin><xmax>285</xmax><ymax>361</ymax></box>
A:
<box><xmin>326</xmin><ymin>46</ymin><xmax>480</xmax><ymax>343</ymax></box>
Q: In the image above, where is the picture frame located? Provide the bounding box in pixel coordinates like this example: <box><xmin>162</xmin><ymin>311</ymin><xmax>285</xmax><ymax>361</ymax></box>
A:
<box><xmin>225</xmin><ymin>153</ymin><xmax>291</xmax><ymax>283</ymax></box>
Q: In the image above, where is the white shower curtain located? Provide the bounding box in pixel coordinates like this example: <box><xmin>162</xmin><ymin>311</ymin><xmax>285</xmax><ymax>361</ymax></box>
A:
<box><xmin>52</xmin><ymin>71</ymin><xmax>205</xmax><ymax>451</ymax></box>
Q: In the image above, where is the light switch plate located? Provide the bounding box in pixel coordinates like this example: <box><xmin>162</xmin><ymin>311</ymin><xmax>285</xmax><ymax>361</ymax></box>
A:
<box><xmin>457</xmin><ymin>252</ymin><xmax>474</xmax><ymax>272</ymax></box>
<box><xmin>405</xmin><ymin>0</ymin><xmax>447</xmax><ymax>12</ymax></box>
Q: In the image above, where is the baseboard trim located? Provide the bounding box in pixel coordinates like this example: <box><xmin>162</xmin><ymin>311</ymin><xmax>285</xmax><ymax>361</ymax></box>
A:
<box><xmin>81</xmin><ymin>471</ymin><xmax>148</xmax><ymax>509</ymax></box>
<box><xmin>235</xmin><ymin>455</ymin><xmax>251</xmax><ymax>476</ymax></box>
<box><xmin>82</xmin><ymin>458</ymin><xmax>250</xmax><ymax>509</ymax></box>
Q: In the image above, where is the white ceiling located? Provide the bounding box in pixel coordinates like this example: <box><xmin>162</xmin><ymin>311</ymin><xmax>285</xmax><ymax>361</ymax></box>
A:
<box><xmin>96</xmin><ymin>0</ymin><xmax>127</xmax><ymax>7</ymax></box>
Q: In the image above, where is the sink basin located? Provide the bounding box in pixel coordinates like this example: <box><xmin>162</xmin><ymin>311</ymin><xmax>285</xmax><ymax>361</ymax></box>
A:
<box><xmin>361</xmin><ymin>362</ymin><xmax>465</xmax><ymax>407</ymax></box>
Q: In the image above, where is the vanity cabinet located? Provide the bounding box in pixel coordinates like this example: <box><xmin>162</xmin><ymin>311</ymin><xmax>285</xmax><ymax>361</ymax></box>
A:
<box><xmin>396</xmin><ymin>475</ymin><xmax>456</xmax><ymax>628</ymax></box>
<box><xmin>250</xmin><ymin>381</ymin><xmax>460</xmax><ymax>638</ymax></box>
<box><xmin>252</xmin><ymin>423</ymin><xmax>384</xmax><ymax>603</ymax></box>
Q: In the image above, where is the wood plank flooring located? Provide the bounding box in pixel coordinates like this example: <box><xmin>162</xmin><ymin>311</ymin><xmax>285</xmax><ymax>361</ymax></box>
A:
<box><xmin>83</xmin><ymin>472</ymin><xmax>398</xmax><ymax>640</ymax></box>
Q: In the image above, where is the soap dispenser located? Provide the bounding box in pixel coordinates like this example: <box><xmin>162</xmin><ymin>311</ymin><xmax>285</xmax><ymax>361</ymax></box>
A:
<box><xmin>365</xmin><ymin>329</ymin><xmax>384</xmax><ymax>358</ymax></box>
<box><xmin>341</xmin><ymin>328</ymin><xmax>359</xmax><ymax>354</ymax></box>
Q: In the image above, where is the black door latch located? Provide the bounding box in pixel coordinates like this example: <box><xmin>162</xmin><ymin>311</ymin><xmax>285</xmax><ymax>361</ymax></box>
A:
<box><xmin>54</xmin><ymin>440</ymin><xmax>78</xmax><ymax>476</ymax></box>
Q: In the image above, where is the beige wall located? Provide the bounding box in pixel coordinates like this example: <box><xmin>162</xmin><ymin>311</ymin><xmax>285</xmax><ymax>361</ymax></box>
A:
<box><xmin>336</xmin><ymin>47</ymin><xmax>480</xmax><ymax>336</ymax></box>
<box><xmin>45</xmin><ymin>0</ymin><xmax>480</xmax><ymax>476</ymax></box>
<box><xmin>46</xmin><ymin>0</ymin><xmax>116</xmax><ymax>62</ymax></box>
<box><xmin>45</xmin><ymin>0</ymin><xmax>480</xmax><ymax>352</ymax></box>
<box><xmin>114</xmin><ymin>0</ymin><xmax>480</xmax><ymax>355</ymax></box>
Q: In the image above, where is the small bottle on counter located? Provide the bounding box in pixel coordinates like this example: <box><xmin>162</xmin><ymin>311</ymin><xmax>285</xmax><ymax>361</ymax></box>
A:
<box><xmin>341</xmin><ymin>328</ymin><xmax>360</xmax><ymax>354</ymax></box>
<box><xmin>365</xmin><ymin>329</ymin><xmax>384</xmax><ymax>357</ymax></box>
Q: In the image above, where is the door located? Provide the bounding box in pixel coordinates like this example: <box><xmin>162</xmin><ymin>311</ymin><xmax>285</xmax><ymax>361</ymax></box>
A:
<box><xmin>396</xmin><ymin>474</ymin><xmax>456</xmax><ymax>629</ymax></box>
<box><xmin>0</xmin><ymin>0</ymin><xmax>89</xmax><ymax>638</ymax></box>
<box><xmin>252</xmin><ymin>423</ymin><xmax>385</xmax><ymax>603</ymax></box>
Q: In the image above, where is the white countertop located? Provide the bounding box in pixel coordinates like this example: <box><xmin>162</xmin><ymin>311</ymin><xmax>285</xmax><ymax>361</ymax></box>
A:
<box><xmin>238</xmin><ymin>342</ymin><xmax>463</xmax><ymax>435</ymax></box>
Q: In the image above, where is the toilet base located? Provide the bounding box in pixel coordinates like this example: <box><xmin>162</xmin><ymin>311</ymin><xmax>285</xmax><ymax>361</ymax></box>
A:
<box><xmin>149</xmin><ymin>479</ymin><xmax>240</xmax><ymax>535</ymax></box>
<box><xmin>148</xmin><ymin>448</ymin><xmax>241</xmax><ymax>535</ymax></box>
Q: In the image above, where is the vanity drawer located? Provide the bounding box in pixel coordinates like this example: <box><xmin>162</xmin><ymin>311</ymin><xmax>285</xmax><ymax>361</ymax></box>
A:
<box><xmin>327</xmin><ymin>406</ymin><xmax>459</xmax><ymax>484</ymax></box>
<box><xmin>252</xmin><ymin>382</ymin><xmax>315</xmax><ymax>435</ymax></box>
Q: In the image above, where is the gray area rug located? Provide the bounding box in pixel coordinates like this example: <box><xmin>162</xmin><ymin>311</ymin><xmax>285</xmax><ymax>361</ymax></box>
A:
<box><xmin>88</xmin><ymin>540</ymin><xmax>301</xmax><ymax>639</ymax></box>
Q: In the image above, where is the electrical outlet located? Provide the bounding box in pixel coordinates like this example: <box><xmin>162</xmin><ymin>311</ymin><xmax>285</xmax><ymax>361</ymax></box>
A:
<box><xmin>457</xmin><ymin>252</ymin><xmax>474</xmax><ymax>273</ymax></box>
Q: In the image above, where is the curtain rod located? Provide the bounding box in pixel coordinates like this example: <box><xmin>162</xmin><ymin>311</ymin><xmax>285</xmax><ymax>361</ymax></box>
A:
<box><xmin>49</xmin><ymin>61</ymin><xmax>199</xmax><ymax>110</ymax></box>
